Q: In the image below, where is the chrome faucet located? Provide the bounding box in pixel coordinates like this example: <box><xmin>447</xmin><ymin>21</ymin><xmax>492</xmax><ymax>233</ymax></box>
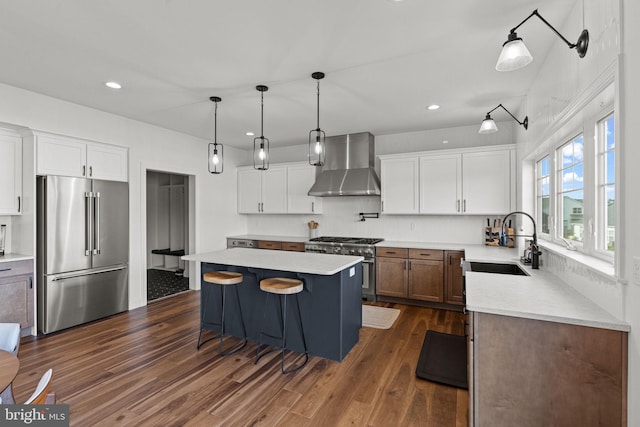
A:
<box><xmin>502</xmin><ymin>211</ymin><xmax>541</xmax><ymax>269</ymax></box>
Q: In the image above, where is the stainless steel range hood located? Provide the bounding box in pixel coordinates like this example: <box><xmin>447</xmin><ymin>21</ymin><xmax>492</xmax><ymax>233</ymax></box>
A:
<box><xmin>308</xmin><ymin>132</ymin><xmax>381</xmax><ymax>197</ymax></box>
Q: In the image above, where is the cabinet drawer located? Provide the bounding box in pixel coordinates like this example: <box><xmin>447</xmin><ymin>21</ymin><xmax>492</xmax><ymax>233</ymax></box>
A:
<box><xmin>409</xmin><ymin>249</ymin><xmax>443</xmax><ymax>261</ymax></box>
<box><xmin>0</xmin><ymin>260</ymin><xmax>33</xmax><ymax>279</ymax></box>
<box><xmin>258</xmin><ymin>240</ymin><xmax>282</xmax><ymax>250</ymax></box>
<box><xmin>376</xmin><ymin>247</ymin><xmax>408</xmax><ymax>258</ymax></box>
<box><xmin>281</xmin><ymin>242</ymin><xmax>305</xmax><ymax>252</ymax></box>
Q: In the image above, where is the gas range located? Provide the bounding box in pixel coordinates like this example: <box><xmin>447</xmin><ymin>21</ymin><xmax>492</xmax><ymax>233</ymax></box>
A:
<box><xmin>304</xmin><ymin>236</ymin><xmax>384</xmax><ymax>258</ymax></box>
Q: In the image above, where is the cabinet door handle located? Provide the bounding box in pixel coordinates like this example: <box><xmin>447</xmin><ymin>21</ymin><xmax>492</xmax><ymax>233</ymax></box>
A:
<box><xmin>18</xmin><ymin>196</ymin><xmax>21</xmax><ymax>212</ymax></box>
<box><xmin>420</xmin><ymin>253</ymin><xmax>431</xmax><ymax>256</ymax></box>
<box><xmin>463</xmin><ymin>199</ymin><xmax>466</xmax><ymax>212</ymax></box>
<box><xmin>312</xmin><ymin>201</ymin><xmax>314</xmax><ymax>213</ymax></box>
<box><xmin>457</xmin><ymin>200</ymin><xmax>460</xmax><ymax>212</ymax></box>
<box><xmin>89</xmin><ymin>166</ymin><xmax>93</xmax><ymax>177</ymax></box>
<box><xmin>381</xmin><ymin>201</ymin><xmax>384</xmax><ymax>212</ymax></box>
<box><xmin>82</xmin><ymin>165</ymin><xmax>86</xmax><ymax>176</ymax></box>
<box><xmin>408</xmin><ymin>261</ymin><xmax>412</xmax><ymax>270</ymax></box>
<box><xmin>0</xmin><ymin>268</ymin><xmax>11</xmax><ymax>272</ymax></box>
<box><xmin>30</xmin><ymin>276</ymin><xmax>33</xmax><ymax>289</ymax></box>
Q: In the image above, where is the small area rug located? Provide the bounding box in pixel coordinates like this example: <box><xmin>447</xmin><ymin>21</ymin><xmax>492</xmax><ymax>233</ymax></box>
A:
<box><xmin>362</xmin><ymin>305</ymin><xmax>401</xmax><ymax>329</ymax></box>
<box><xmin>415</xmin><ymin>330</ymin><xmax>468</xmax><ymax>389</ymax></box>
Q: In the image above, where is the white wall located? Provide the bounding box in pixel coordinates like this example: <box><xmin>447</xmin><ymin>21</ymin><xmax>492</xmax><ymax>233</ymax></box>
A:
<box><xmin>248</xmin><ymin>122</ymin><xmax>516</xmax><ymax>243</ymax></box>
<box><xmin>0</xmin><ymin>82</ymin><xmax>248</xmax><ymax>311</ymax></box>
<box><xmin>621</xmin><ymin>0</ymin><xmax>640</xmax><ymax>425</ymax></box>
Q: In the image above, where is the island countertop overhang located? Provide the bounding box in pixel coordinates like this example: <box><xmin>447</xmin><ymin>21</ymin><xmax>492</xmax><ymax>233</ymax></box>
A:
<box><xmin>182</xmin><ymin>248</ymin><xmax>363</xmax><ymax>275</ymax></box>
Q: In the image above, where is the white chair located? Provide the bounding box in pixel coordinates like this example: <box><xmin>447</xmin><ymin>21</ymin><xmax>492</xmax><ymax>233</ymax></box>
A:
<box><xmin>0</xmin><ymin>323</ymin><xmax>20</xmax><ymax>355</ymax></box>
<box><xmin>24</xmin><ymin>369</ymin><xmax>55</xmax><ymax>404</ymax></box>
<box><xmin>0</xmin><ymin>323</ymin><xmax>20</xmax><ymax>404</ymax></box>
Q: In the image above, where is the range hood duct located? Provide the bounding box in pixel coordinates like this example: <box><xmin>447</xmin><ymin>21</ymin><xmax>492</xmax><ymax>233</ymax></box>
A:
<box><xmin>308</xmin><ymin>132</ymin><xmax>381</xmax><ymax>197</ymax></box>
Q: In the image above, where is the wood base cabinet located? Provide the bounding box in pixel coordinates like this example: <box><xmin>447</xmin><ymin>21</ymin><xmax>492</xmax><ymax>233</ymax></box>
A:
<box><xmin>471</xmin><ymin>312</ymin><xmax>627</xmax><ymax>426</ymax></box>
<box><xmin>376</xmin><ymin>247</ymin><xmax>444</xmax><ymax>303</ymax></box>
<box><xmin>445</xmin><ymin>250</ymin><xmax>464</xmax><ymax>305</ymax></box>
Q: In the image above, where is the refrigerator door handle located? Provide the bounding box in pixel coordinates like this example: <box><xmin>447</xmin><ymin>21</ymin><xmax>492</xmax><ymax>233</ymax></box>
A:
<box><xmin>93</xmin><ymin>192</ymin><xmax>101</xmax><ymax>255</ymax></box>
<box><xmin>48</xmin><ymin>264</ymin><xmax>128</xmax><ymax>281</ymax></box>
<box><xmin>85</xmin><ymin>191</ymin><xmax>93</xmax><ymax>256</ymax></box>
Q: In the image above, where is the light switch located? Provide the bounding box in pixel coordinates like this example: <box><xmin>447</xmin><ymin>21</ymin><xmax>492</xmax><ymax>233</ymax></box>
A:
<box><xmin>350</xmin><ymin>267</ymin><xmax>355</xmax><ymax>277</ymax></box>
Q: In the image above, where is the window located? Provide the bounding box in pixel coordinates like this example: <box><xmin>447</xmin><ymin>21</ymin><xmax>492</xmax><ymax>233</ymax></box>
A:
<box><xmin>597</xmin><ymin>114</ymin><xmax>615</xmax><ymax>252</ymax></box>
<box><xmin>536</xmin><ymin>156</ymin><xmax>551</xmax><ymax>234</ymax></box>
<box><xmin>557</xmin><ymin>135</ymin><xmax>584</xmax><ymax>242</ymax></box>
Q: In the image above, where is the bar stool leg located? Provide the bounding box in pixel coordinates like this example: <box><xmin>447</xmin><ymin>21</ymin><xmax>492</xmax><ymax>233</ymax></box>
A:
<box><xmin>282</xmin><ymin>293</ymin><xmax>308</xmax><ymax>374</ymax></box>
<box><xmin>197</xmin><ymin>282</ymin><xmax>212</xmax><ymax>350</ymax></box>
<box><xmin>219</xmin><ymin>285</ymin><xmax>247</xmax><ymax>356</ymax></box>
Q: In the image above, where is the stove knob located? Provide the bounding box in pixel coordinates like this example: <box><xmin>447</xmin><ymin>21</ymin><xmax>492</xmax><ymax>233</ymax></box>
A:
<box><xmin>334</xmin><ymin>247</ymin><xmax>341</xmax><ymax>254</ymax></box>
<box><xmin>350</xmin><ymin>249</ymin><xmax>355</xmax><ymax>255</ymax></box>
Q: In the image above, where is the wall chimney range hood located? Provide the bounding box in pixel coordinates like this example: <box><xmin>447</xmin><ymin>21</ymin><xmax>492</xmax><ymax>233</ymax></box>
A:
<box><xmin>308</xmin><ymin>132</ymin><xmax>381</xmax><ymax>197</ymax></box>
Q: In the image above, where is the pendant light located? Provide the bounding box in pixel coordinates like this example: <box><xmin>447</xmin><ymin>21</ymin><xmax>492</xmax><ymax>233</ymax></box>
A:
<box><xmin>309</xmin><ymin>72</ymin><xmax>326</xmax><ymax>166</ymax></box>
<box><xmin>478</xmin><ymin>104</ymin><xmax>528</xmax><ymax>134</ymax></box>
<box><xmin>208</xmin><ymin>96</ymin><xmax>223</xmax><ymax>174</ymax></box>
<box><xmin>254</xmin><ymin>85</ymin><xmax>269</xmax><ymax>170</ymax></box>
<box><xmin>496</xmin><ymin>9</ymin><xmax>589</xmax><ymax>72</ymax></box>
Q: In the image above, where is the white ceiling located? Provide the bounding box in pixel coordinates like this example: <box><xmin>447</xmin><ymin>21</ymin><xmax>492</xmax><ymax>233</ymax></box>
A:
<box><xmin>0</xmin><ymin>0</ymin><xmax>577</xmax><ymax>148</ymax></box>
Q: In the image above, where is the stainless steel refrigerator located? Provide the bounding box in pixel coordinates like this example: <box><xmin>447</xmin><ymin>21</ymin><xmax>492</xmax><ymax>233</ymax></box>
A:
<box><xmin>37</xmin><ymin>175</ymin><xmax>129</xmax><ymax>334</ymax></box>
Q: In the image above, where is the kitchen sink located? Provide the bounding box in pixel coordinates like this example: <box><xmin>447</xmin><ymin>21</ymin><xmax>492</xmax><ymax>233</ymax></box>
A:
<box><xmin>468</xmin><ymin>261</ymin><xmax>529</xmax><ymax>276</ymax></box>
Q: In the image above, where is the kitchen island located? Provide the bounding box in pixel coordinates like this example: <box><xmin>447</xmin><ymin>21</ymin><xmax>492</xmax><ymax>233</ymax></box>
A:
<box><xmin>182</xmin><ymin>248</ymin><xmax>363</xmax><ymax>362</ymax></box>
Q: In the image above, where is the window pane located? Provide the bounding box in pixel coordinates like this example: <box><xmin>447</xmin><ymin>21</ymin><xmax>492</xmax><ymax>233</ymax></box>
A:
<box><xmin>606</xmin><ymin>151</ymin><xmax>615</xmax><ymax>184</ymax></box>
<box><xmin>573</xmin><ymin>163</ymin><xmax>584</xmax><ymax>188</ymax></box>
<box><xmin>562</xmin><ymin>144</ymin><xmax>573</xmax><ymax>166</ymax></box>
<box><xmin>606</xmin><ymin>116</ymin><xmax>615</xmax><ymax>150</ymax></box>
<box><xmin>562</xmin><ymin>168</ymin><xmax>575</xmax><ymax>191</ymax></box>
<box><xmin>541</xmin><ymin>157</ymin><xmax>550</xmax><ymax>176</ymax></box>
<box><xmin>562</xmin><ymin>190</ymin><xmax>584</xmax><ymax>242</ymax></box>
<box><xmin>605</xmin><ymin>184</ymin><xmax>615</xmax><ymax>251</ymax></box>
<box><xmin>541</xmin><ymin>196</ymin><xmax>550</xmax><ymax>234</ymax></box>
<box><xmin>574</xmin><ymin>136</ymin><xmax>584</xmax><ymax>162</ymax></box>
<box><xmin>541</xmin><ymin>177</ymin><xmax>549</xmax><ymax>196</ymax></box>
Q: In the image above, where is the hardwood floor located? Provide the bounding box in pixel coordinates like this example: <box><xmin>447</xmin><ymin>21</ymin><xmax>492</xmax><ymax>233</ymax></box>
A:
<box><xmin>14</xmin><ymin>291</ymin><xmax>468</xmax><ymax>426</ymax></box>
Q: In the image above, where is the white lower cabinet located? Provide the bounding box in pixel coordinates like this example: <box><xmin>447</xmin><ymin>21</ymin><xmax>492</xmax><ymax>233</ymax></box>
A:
<box><xmin>0</xmin><ymin>129</ymin><xmax>23</xmax><ymax>215</ymax></box>
<box><xmin>380</xmin><ymin>145</ymin><xmax>515</xmax><ymax>215</ymax></box>
<box><xmin>35</xmin><ymin>131</ymin><xmax>128</xmax><ymax>182</ymax></box>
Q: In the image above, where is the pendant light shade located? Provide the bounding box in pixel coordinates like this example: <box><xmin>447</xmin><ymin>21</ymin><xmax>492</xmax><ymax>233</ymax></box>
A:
<box><xmin>478</xmin><ymin>104</ymin><xmax>528</xmax><ymax>134</ymax></box>
<box><xmin>496</xmin><ymin>9</ymin><xmax>589</xmax><ymax>72</ymax></box>
<box><xmin>208</xmin><ymin>96</ymin><xmax>224</xmax><ymax>174</ymax></box>
<box><xmin>254</xmin><ymin>85</ymin><xmax>270</xmax><ymax>170</ymax></box>
<box><xmin>309</xmin><ymin>72</ymin><xmax>326</xmax><ymax>166</ymax></box>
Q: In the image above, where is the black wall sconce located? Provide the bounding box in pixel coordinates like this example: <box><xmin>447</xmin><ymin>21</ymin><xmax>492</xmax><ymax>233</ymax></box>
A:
<box><xmin>479</xmin><ymin>104</ymin><xmax>528</xmax><ymax>134</ymax></box>
<box><xmin>496</xmin><ymin>9</ymin><xmax>589</xmax><ymax>72</ymax></box>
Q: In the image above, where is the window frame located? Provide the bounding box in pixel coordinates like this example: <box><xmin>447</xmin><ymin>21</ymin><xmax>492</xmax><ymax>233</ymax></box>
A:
<box><xmin>595</xmin><ymin>111</ymin><xmax>615</xmax><ymax>258</ymax></box>
<box><xmin>556</xmin><ymin>132</ymin><xmax>586</xmax><ymax>249</ymax></box>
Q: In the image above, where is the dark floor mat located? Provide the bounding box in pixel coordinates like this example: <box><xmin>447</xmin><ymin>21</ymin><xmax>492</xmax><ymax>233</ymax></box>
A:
<box><xmin>147</xmin><ymin>269</ymin><xmax>189</xmax><ymax>301</ymax></box>
<box><xmin>415</xmin><ymin>330</ymin><xmax>468</xmax><ymax>389</ymax></box>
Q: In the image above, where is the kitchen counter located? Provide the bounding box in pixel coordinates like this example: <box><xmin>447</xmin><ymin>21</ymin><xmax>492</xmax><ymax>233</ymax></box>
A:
<box><xmin>0</xmin><ymin>253</ymin><xmax>34</xmax><ymax>264</ymax></box>
<box><xmin>466</xmin><ymin>263</ymin><xmax>629</xmax><ymax>332</ymax></box>
<box><xmin>183</xmin><ymin>248</ymin><xmax>363</xmax><ymax>275</ymax></box>
<box><xmin>227</xmin><ymin>234</ymin><xmax>309</xmax><ymax>243</ymax></box>
<box><xmin>378</xmin><ymin>241</ymin><xmax>520</xmax><ymax>261</ymax></box>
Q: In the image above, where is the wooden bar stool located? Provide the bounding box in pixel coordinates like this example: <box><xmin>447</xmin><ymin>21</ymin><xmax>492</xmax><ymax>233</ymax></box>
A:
<box><xmin>255</xmin><ymin>277</ymin><xmax>308</xmax><ymax>374</ymax></box>
<box><xmin>197</xmin><ymin>271</ymin><xmax>247</xmax><ymax>355</ymax></box>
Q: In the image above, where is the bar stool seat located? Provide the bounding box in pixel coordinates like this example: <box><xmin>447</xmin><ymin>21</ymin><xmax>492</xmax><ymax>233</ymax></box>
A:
<box><xmin>198</xmin><ymin>271</ymin><xmax>247</xmax><ymax>355</ymax></box>
<box><xmin>255</xmin><ymin>277</ymin><xmax>308</xmax><ymax>374</ymax></box>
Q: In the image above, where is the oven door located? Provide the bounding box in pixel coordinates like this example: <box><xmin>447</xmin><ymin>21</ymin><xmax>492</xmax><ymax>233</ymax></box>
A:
<box><xmin>362</xmin><ymin>259</ymin><xmax>376</xmax><ymax>301</ymax></box>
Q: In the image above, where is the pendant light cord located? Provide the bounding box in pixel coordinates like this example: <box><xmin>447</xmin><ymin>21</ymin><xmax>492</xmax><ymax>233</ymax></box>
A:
<box><xmin>260</xmin><ymin>91</ymin><xmax>264</xmax><ymax>138</ymax></box>
<box><xmin>316</xmin><ymin>79</ymin><xmax>320</xmax><ymax>131</ymax></box>
<box><xmin>214</xmin><ymin>101</ymin><xmax>218</xmax><ymax>147</ymax></box>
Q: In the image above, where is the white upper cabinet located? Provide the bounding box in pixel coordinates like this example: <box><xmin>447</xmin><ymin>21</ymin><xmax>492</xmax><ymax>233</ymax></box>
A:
<box><xmin>419</xmin><ymin>154</ymin><xmax>462</xmax><ymax>214</ymax></box>
<box><xmin>287</xmin><ymin>164</ymin><xmax>322</xmax><ymax>214</ymax></box>
<box><xmin>36</xmin><ymin>132</ymin><xmax>128</xmax><ymax>182</ymax></box>
<box><xmin>379</xmin><ymin>145</ymin><xmax>515</xmax><ymax>215</ymax></box>
<box><xmin>0</xmin><ymin>129</ymin><xmax>23</xmax><ymax>215</ymax></box>
<box><xmin>380</xmin><ymin>157</ymin><xmax>419</xmax><ymax>214</ymax></box>
<box><xmin>237</xmin><ymin>166</ymin><xmax>287</xmax><ymax>214</ymax></box>
<box><xmin>237</xmin><ymin>163</ymin><xmax>322</xmax><ymax>214</ymax></box>
<box><xmin>462</xmin><ymin>150</ymin><xmax>513</xmax><ymax>214</ymax></box>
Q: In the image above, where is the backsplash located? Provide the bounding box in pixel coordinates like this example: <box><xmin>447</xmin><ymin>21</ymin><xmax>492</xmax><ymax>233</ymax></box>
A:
<box><xmin>0</xmin><ymin>216</ymin><xmax>11</xmax><ymax>254</ymax></box>
<box><xmin>542</xmin><ymin>249</ymin><xmax>624</xmax><ymax>320</ymax></box>
<box><xmin>247</xmin><ymin>197</ymin><xmax>489</xmax><ymax>244</ymax></box>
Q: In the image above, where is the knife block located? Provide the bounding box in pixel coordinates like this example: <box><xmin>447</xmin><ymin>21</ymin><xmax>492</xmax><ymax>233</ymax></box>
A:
<box><xmin>484</xmin><ymin>227</ymin><xmax>515</xmax><ymax>247</ymax></box>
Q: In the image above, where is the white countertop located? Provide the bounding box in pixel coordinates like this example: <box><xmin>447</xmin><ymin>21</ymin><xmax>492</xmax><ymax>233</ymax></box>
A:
<box><xmin>466</xmin><ymin>262</ymin><xmax>630</xmax><ymax>332</ymax></box>
<box><xmin>183</xmin><ymin>248</ymin><xmax>363</xmax><ymax>275</ymax></box>
<box><xmin>227</xmin><ymin>234</ymin><xmax>309</xmax><ymax>243</ymax></box>
<box><xmin>0</xmin><ymin>253</ymin><xmax>34</xmax><ymax>263</ymax></box>
<box><xmin>378</xmin><ymin>241</ymin><xmax>521</xmax><ymax>262</ymax></box>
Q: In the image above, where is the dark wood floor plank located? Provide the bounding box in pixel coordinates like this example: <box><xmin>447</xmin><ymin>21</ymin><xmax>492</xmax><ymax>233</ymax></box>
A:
<box><xmin>12</xmin><ymin>290</ymin><xmax>467</xmax><ymax>426</ymax></box>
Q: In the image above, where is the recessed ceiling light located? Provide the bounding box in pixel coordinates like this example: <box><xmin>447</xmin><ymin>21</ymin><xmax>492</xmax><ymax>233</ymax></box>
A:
<box><xmin>246</xmin><ymin>131</ymin><xmax>255</xmax><ymax>136</ymax></box>
<box><xmin>105</xmin><ymin>81</ymin><xmax>122</xmax><ymax>89</ymax></box>
<box><xmin>443</xmin><ymin>140</ymin><xmax>449</xmax><ymax>144</ymax></box>
<box><xmin>427</xmin><ymin>104</ymin><xmax>440</xmax><ymax>110</ymax></box>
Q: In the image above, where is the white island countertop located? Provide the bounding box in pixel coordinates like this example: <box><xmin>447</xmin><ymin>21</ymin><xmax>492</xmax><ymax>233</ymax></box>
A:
<box><xmin>183</xmin><ymin>248</ymin><xmax>363</xmax><ymax>275</ymax></box>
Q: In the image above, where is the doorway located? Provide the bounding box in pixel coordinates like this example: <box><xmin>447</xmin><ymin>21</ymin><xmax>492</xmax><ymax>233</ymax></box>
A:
<box><xmin>146</xmin><ymin>171</ymin><xmax>190</xmax><ymax>301</ymax></box>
